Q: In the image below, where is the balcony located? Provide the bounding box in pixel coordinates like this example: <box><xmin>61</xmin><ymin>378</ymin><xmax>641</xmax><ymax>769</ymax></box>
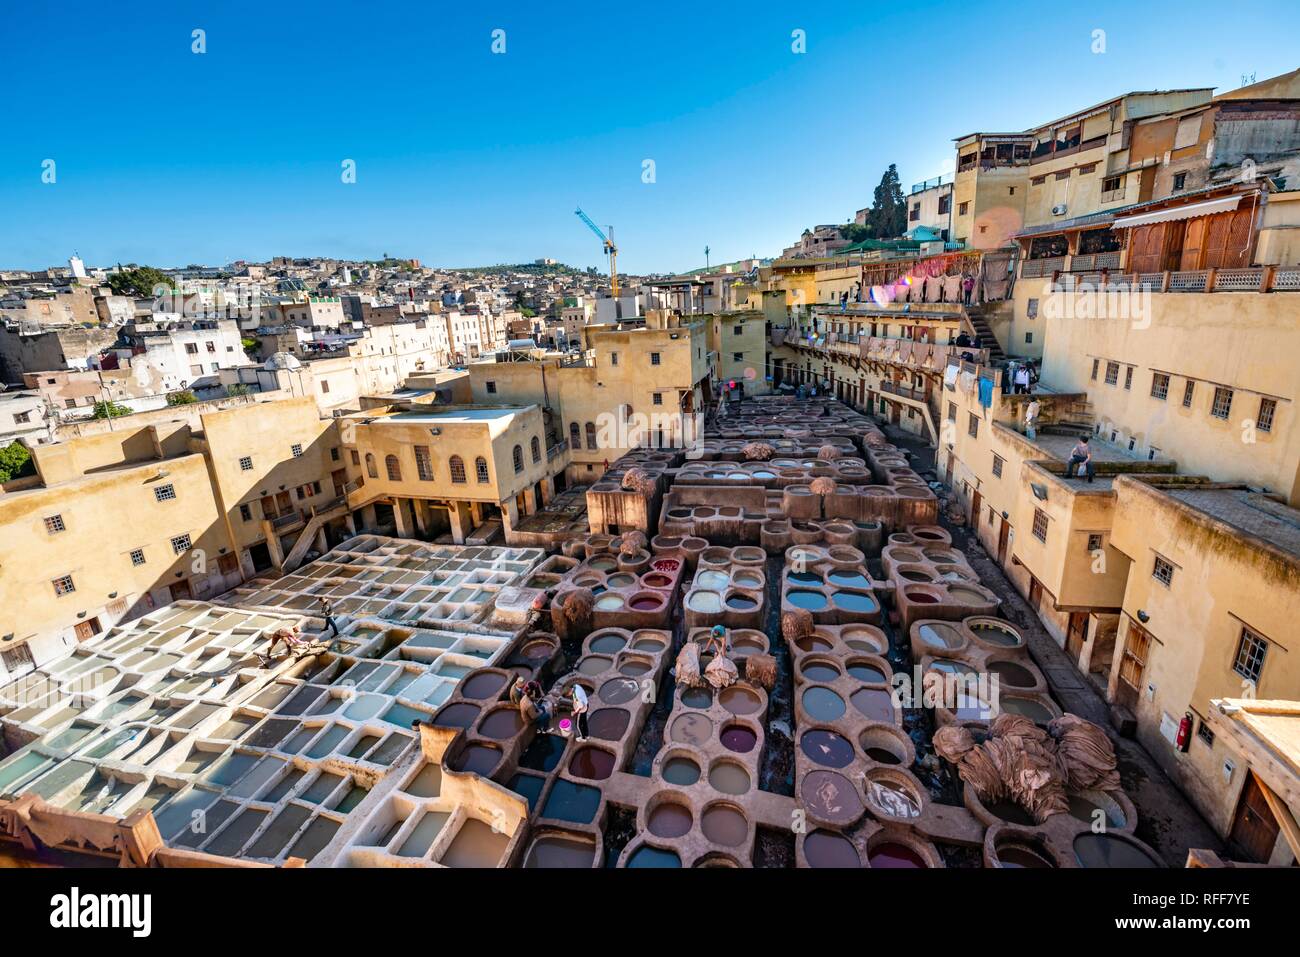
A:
<box><xmin>1052</xmin><ymin>267</ymin><xmax>1300</xmax><ymax>294</ymax></box>
<box><xmin>270</xmin><ymin>512</ymin><xmax>305</xmax><ymax>531</ymax></box>
<box><xmin>546</xmin><ymin>439</ymin><xmax>568</xmax><ymax>461</ymax></box>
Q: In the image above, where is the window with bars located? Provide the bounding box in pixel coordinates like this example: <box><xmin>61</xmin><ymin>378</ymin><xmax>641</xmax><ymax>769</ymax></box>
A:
<box><xmin>585</xmin><ymin>422</ymin><xmax>597</xmax><ymax>450</ymax></box>
<box><xmin>512</xmin><ymin>445</ymin><xmax>524</xmax><ymax>473</ymax></box>
<box><xmin>1105</xmin><ymin>362</ymin><xmax>1119</xmax><ymax>385</ymax></box>
<box><xmin>44</xmin><ymin>514</ymin><xmax>66</xmax><ymax>534</ymax></box>
<box><xmin>291</xmin><ymin>443</ymin><xmax>303</xmax><ymax>457</ymax></box>
<box><xmin>1232</xmin><ymin>627</ymin><xmax>1268</xmax><ymax>684</ymax></box>
<box><xmin>1152</xmin><ymin>554</ymin><xmax>1175</xmax><ymax>586</ymax></box>
<box><xmin>475</xmin><ymin>457</ymin><xmax>489</xmax><ymax>483</ymax></box>
<box><xmin>650</xmin><ymin>352</ymin><xmax>661</xmax><ymax>365</ymax></box>
<box><xmin>531</xmin><ymin>437</ymin><xmax>541</xmax><ymax>464</ymax></box>
<box><xmin>1182</xmin><ymin>381</ymin><xmax>1195</xmax><ymax>408</ymax></box>
<box><xmin>1256</xmin><ymin>397</ymin><xmax>1276</xmax><ymax>433</ymax></box>
<box><xmin>947</xmin><ymin>402</ymin><xmax>956</xmax><ymax>422</ymax></box>
<box><xmin>1032</xmin><ymin>508</ymin><xmax>1048</xmax><ymax>543</ymax></box>
<box><xmin>652</xmin><ymin>393</ymin><xmax>663</xmax><ymax>406</ymax></box>
<box><xmin>385</xmin><ymin>455</ymin><xmax>402</xmax><ymax>481</ymax></box>
<box><xmin>1151</xmin><ymin>373</ymin><xmax>1169</xmax><ymax>400</ymax></box>
<box><xmin>239</xmin><ymin>504</ymin><xmax>253</xmax><ymax>522</ymax></box>
<box><xmin>153</xmin><ymin>483</ymin><xmax>176</xmax><ymax>502</ymax></box>
<box><xmin>1091</xmin><ymin>359</ymin><xmax>1099</xmax><ymax>380</ymax></box>
<box><xmin>1086</xmin><ymin>533</ymin><xmax>1103</xmax><ymax>552</ymax></box>
<box><xmin>1196</xmin><ymin>720</ymin><xmax>1215</xmax><ymax>747</ymax></box>
<box><xmin>350</xmin><ymin>450</ymin><xmax>360</xmax><ymax>467</ymax></box>
<box><xmin>130</xmin><ymin>548</ymin><xmax>146</xmax><ymax>566</ymax></box>
<box><xmin>1210</xmin><ymin>387</ymin><xmax>1233</xmax><ymax>420</ymax></box>
<box><xmin>1124</xmin><ymin>366</ymin><xmax>1133</xmax><ymax>390</ymax></box>
<box><xmin>449</xmin><ymin>455</ymin><xmax>466</xmax><ymax>484</ymax></box>
<box><xmin>570</xmin><ymin>422</ymin><xmax>581</xmax><ymax>447</ymax></box>
<box><xmin>968</xmin><ymin>413</ymin><xmax>979</xmax><ymax>438</ymax></box>
<box><xmin>414</xmin><ymin>446</ymin><xmax>434</xmax><ymax>481</ymax></box>
<box><xmin>52</xmin><ymin>574</ymin><xmax>75</xmax><ymax>596</ymax></box>
<box><xmin>239</xmin><ymin>456</ymin><xmax>253</xmax><ymax>471</ymax></box>
<box><xmin>992</xmin><ymin>454</ymin><xmax>1004</xmax><ymax>478</ymax></box>
<box><xmin>171</xmin><ymin>534</ymin><xmax>192</xmax><ymax>554</ymax></box>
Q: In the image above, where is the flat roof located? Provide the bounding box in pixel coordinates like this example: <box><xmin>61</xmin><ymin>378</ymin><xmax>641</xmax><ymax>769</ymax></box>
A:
<box><xmin>388</xmin><ymin>407</ymin><xmax>518</xmax><ymax>423</ymax></box>
<box><xmin>1164</xmin><ymin>489</ymin><xmax>1300</xmax><ymax>559</ymax></box>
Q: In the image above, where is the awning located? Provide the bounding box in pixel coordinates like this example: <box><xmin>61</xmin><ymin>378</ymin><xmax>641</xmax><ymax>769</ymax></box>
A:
<box><xmin>1111</xmin><ymin>195</ymin><xmax>1243</xmax><ymax>230</ymax></box>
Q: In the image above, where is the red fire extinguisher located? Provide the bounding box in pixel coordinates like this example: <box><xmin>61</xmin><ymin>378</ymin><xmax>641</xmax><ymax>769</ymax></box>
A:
<box><xmin>1176</xmin><ymin>712</ymin><xmax>1193</xmax><ymax>752</ymax></box>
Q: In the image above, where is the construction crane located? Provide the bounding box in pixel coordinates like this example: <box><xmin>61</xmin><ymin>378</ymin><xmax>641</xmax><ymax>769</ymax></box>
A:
<box><xmin>574</xmin><ymin>207</ymin><xmax>619</xmax><ymax>300</ymax></box>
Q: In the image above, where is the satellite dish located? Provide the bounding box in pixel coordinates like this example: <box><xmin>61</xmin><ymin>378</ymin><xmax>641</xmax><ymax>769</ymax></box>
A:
<box><xmin>264</xmin><ymin>351</ymin><xmax>302</xmax><ymax>371</ymax></box>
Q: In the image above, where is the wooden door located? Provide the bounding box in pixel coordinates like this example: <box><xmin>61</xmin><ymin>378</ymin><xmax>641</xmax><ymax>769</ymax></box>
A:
<box><xmin>276</xmin><ymin>491</ymin><xmax>293</xmax><ymax>513</ymax></box>
<box><xmin>1129</xmin><ymin>223</ymin><xmax>1165</xmax><ymax>273</ymax></box>
<box><xmin>971</xmin><ymin>490</ymin><xmax>983</xmax><ymax>533</ymax></box>
<box><xmin>1117</xmin><ymin>620</ymin><xmax>1152</xmax><ymax>711</ymax></box>
<box><xmin>1229</xmin><ymin>774</ymin><xmax>1280</xmax><ymax>864</ymax></box>
<box><xmin>1180</xmin><ymin>217</ymin><xmax>1206</xmax><ymax>271</ymax></box>
<box><xmin>1163</xmin><ymin>220</ymin><xmax>1187</xmax><ymax>271</ymax></box>
<box><xmin>169</xmin><ymin>579</ymin><xmax>192</xmax><ymax>601</ymax></box>
<box><xmin>1028</xmin><ymin>577</ymin><xmax>1043</xmax><ymax>610</ymax></box>
<box><xmin>260</xmin><ymin>495</ymin><xmax>278</xmax><ymax>519</ymax></box>
<box><xmin>1066</xmin><ymin>611</ymin><xmax>1089</xmax><ymax>660</ymax></box>
<box><xmin>74</xmin><ymin>617</ymin><xmax>101</xmax><ymax>642</ymax></box>
<box><xmin>996</xmin><ymin>517</ymin><xmax>1010</xmax><ymax>564</ymax></box>
<box><xmin>332</xmin><ymin>469</ymin><xmax>347</xmax><ymax>496</ymax></box>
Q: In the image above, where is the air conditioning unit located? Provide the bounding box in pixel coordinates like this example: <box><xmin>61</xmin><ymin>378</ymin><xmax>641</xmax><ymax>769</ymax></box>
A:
<box><xmin>1051</xmin><ymin>204</ymin><xmax>1068</xmax><ymax>216</ymax></box>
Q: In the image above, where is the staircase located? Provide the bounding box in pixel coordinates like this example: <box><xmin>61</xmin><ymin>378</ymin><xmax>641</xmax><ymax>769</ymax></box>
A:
<box><xmin>963</xmin><ymin>306</ymin><xmax>1006</xmax><ymax>363</ymax></box>
<box><xmin>281</xmin><ymin>498</ymin><xmax>351</xmax><ymax>573</ymax></box>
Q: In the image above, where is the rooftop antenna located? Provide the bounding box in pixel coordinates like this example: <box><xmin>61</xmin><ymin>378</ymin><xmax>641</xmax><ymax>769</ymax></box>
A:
<box><xmin>704</xmin><ymin>245</ymin><xmax>710</xmax><ymax>270</ymax></box>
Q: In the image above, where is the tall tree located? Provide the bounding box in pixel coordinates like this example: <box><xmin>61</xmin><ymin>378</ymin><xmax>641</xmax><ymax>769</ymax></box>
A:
<box><xmin>865</xmin><ymin>164</ymin><xmax>907</xmax><ymax>239</ymax></box>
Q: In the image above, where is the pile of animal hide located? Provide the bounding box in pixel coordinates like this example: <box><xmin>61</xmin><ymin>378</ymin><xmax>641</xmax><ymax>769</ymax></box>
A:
<box><xmin>932</xmin><ymin>712</ymin><xmax>1120</xmax><ymax>823</ymax></box>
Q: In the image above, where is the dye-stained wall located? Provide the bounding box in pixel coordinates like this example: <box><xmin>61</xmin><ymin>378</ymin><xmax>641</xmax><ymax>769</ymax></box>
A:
<box><xmin>1107</xmin><ymin>477</ymin><xmax>1300</xmax><ymax>863</ymax></box>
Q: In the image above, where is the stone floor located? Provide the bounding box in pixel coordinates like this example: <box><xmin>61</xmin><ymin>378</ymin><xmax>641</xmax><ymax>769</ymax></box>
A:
<box><xmin>878</xmin><ymin>421</ymin><xmax>1225</xmax><ymax>867</ymax></box>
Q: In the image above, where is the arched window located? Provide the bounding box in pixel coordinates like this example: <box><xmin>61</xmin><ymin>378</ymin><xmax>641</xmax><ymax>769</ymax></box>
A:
<box><xmin>475</xmin><ymin>456</ymin><xmax>489</xmax><ymax>483</ymax></box>
<box><xmin>569</xmin><ymin>422</ymin><xmax>580</xmax><ymax>448</ymax></box>
<box><xmin>449</xmin><ymin>455</ymin><xmax>466</xmax><ymax>484</ymax></box>
<box><xmin>530</xmin><ymin>436</ymin><xmax>541</xmax><ymax>463</ymax></box>
<box><xmin>585</xmin><ymin>421</ymin><xmax>597</xmax><ymax>450</ymax></box>
<box><xmin>512</xmin><ymin>444</ymin><xmax>524</xmax><ymax>473</ymax></box>
<box><xmin>365</xmin><ymin>453</ymin><xmax>378</xmax><ymax>479</ymax></box>
<box><xmin>385</xmin><ymin>454</ymin><xmax>402</xmax><ymax>482</ymax></box>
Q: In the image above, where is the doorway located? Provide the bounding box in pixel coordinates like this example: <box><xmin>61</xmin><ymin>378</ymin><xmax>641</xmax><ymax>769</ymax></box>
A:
<box><xmin>249</xmin><ymin>542</ymin><xmax>273</xmax><ymax>572</ymax></box>
<box><xmin>169</xmin><ymin>579</ymin><xmax>192</xmax><ymax>601</ymax></box>
<box><xmin>1066</xmin><ymin>612</ymin><xmax>1089</xmax><ymax>661</ymax></box>
<box><xmin>74</xmin><ymin>617</ymin><xmax>102</xmax><ymax>643</ymax></box>
<box><xmin>1229</xmin><ymin>773</ymin><xmax>1280</xmax><ymax>864</ymax></box>
<box><xmin>996</xmin><ymin>518</ymin><xmax>1010</xmax><ymax>564</ymax></box>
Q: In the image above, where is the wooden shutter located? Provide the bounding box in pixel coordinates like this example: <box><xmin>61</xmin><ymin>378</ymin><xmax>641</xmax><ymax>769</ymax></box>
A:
<box><xmin>1180</xmin><ymin>217</ymin><xmax>1206</xmax><ymax>270</ymax></box>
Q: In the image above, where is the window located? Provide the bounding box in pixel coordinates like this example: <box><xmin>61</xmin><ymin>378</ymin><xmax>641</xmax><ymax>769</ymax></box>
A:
<box><xmin>1210</xmin><ymin>387</ymin><xmax>1233</xmax><ymax>420</ymax></box>
<box><xmin>1031</xmin><ymin>175</ymin><xmax>1047</xmax><ymax>186</ymax></box>
<box><xmin>486</xmin><ymin>381</ymin><xmax>497</xmax><ymax>394</ymax></box>
<box><xmin>1182</xmin><ymin>381</ymin><xmax>1195</xmax><ymax>408</ymax></box>
<box><xmin>1008</xmin><ymin>186</ymin><xmax>1015</xmax><ymax>195</ymax></box>
<box><xmin>415</xmin><ymin>446</ymin><xmax>434</xmax><ymax>481</ymax></box>
<box><xmin>239</xmin><ymin>503</ymin><xmax>253</xmax><ymax>522</ymax></box>
<box><xmin>52</xmin><ymin>574</ymin><xmax>76</xmax><ymax>596</ymax></box>
<box><xmin>385</xmin><ymin>454</ymin><xmax>402</xmax><ymax>481</ymax></box>
<box><xmin>14</xmin><ymin>411</ymin><xmax>30</xmax><ymax>424</ymax></box>
<box><xmin>2</xmin><ymin>644</ymin><xmax>35</xmax><ymax>673</ymax></box>
<box><xmin>585</xmin><ymin>421</ymin><xmax>597</xmax><ymax>450</ymax></box>
<box><xmin>1152</xmin><ymin>555</ymin><xmax>1175</xmax><ymax>586</ymax></box>
<box><xmin>1173</xmin><ymin>172</ymin><xmax>1187</xmax><ymax>191</ymax></box>
<box><xmin>938</xmin><ymin>194</ymin><xmax>950</xmax><ymax>214</ymax></box>
<box><xmin>512</xmin><ymin>445</ymin><xmax>524</xmax><ymax>473</ymax></box>
<box><xmin>291</xmin><ymin>443</ymin><xmax>303</xmax><ymax>457</ymax></box>
<box><xmin>1196</xmin><ymin>720</ymin><xmax>1215</xmax><ymax>748</ymax></box>
<box><xmin>171</xmin><ymin>534</ymin><xmax>192</xmax><ymax>554</ymax></box>
<box><xmin>449</xmin><ymin>455</ymin><xmax>466</xmax><ymax>483</ymax></box>
<box><xmin>1151</xmin><ymin>373</ymin><xmax>1170</xmax><ymax>400</ymax></box>
<box><xmin>330</xmin><ymin>447</ymin><xmax>340</xmax><ymax>462</ymax></box>
<box><xmin>1078</xmin><ymin>163</ymin><xmax>1097</xmax><ymax>175</ymax></box>
<box><xmin>1026</xmin><ymin>298</ymin><xmax>1038</xmax><ymax>319</ymax></box>
<box><xmin>321</xmin><ymin>381</ymin><xmax>330</xmax><ymax>394</ymax></box>
<box><xmin>610</xmin><ymin>352</ymin><xmax>619</xmax><ymax>366</ymax></box>
<box><xmin>44</xmin><ymin>514</ymin><xmax>66</xmax><ymax>534</ymax></box>
<box><xmin>992</xmin><ymin>454</ymin><xmax>1004</xmax><ymax>478</ymax></box>
<box><xmin>239</xmin><ymin>456</ymin><xmax>253</xmax><ymax>471</ymax></box>
<box><xmin>1086</xmin><ymin>533</ymin><xmax>1103</xmax><ymax>552</ymax></box>
<box><xmin>1232</xmin><ymin>627</ymin><xmax>1268</xmax><ymax>684</ymax></box>
<box><xmin>475</xmin><ymin>457</ymin><xmax>490</xmax><ymax>483</ymax></box>
<box><xmin>1102</xmin><ymin>175</ymin><xmax>1122</xmax><ymax>193</ymax></box>
<box><xmin>910</xmin><ymin>204</ymin><xmax>920</xmax><ymax>221</ymax></box>
<box><xmin>1025</xmin><ymin>332</ymin><xmax>1033</xmax><ymax>344</ymax></box>
<box><xmin>1091</xmin><ymin>359</ymin><xmax>1099</xmax><ymax>380</ymax></box>
<box><xmin>570</xmin><ymin>422</ymin><xmax>581</xmax><ymax>447</ymax></box>
<box><xmin>958</xmin><ymin>202</ymin><xmax>970</xmax><ymax>215</ymax></box>
<box><xmin>1256</xmin><ymin>397</ymin><xmax>1276</xmax><ymax>433</ymax></box>
<box><xmin>650</xmin><ymin>352</ymin><xmax>661</xmax><ymax>365</ymax></box>
<box><xmin>733</xmin><ymin>325</ymin><xmax>743</xmax><ymax>335</ymax></box>
<box><xmin>185</xmin><ymin>342</ymin><xmax>199</xmax><ymax>355</ymax></box>
<box><xmin>130</xmin><ymin>548</ymin><xmax>146</xmax><ymax>566</ymax></box>
<box><xmin>732</xmin><ymin>352</ymin><xmax>744</xmax><ymax>362</ymax></box>
<box><xmin>153</xmin><ymin>483</ymin><xmax>176</xmax><ymax>502</ymax></box>
<box><xmin>1104</xmin><ymin>362</ymin><xmax>1119</xmax><ymax>385</ymax></box>
<box><xmin>530</xmin><ymin>436</ymin><xmax>541</xmax><ymax>464</ymax></box>
<box><xmin>1032</xmin><ymin>508</ymin><xmax>1048</xmax><ymax>543</ymax></box>
<box><xmin>947</xmin><ymin>402</ymin><xmax>956</xmax><ymax>422</ymax></box>
<box><xmin>1122</xmin><ymin>366</ymin><xmax>1132</xmax><ymax>390</ymax></box>
<box><xmin>652</xmin><ymin>392</ymin><xmax>663</xmax><ymax>406</ymax></box>
<box><xmin>350</xmin><ymin>450</ymin><xmax>361</xmax><ymax>467</ymax></box>
<box><xmin>968</xmin><ymin>413</ymin><xmax>979</xmax><ymax>438</ymax></box>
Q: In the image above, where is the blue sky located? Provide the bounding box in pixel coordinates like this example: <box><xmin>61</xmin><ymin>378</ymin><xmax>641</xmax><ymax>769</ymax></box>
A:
<box><xmin>1</xmin><ymin>1</ymin><xmax>1294</xmax><ymax>274</ymax></box>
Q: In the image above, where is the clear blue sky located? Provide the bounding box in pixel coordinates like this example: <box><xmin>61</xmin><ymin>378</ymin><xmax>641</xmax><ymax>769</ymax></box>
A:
<box><xmin>1</xmin><ymin>1</ymin><xmax>1294</xmax><ymax>274</ymax></box>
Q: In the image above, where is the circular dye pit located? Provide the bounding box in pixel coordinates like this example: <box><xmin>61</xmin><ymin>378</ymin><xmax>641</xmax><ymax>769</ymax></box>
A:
<box><xmin>605</xmin><ymin>573</ymin><xmax>637</xmax><ymax>589</ymax></box>
<box><xmin>525</xmin><ymin>833</ymin><xmax>596</xmax><ymax>868</ymax></box>
<box><xmin>800</xmin><ymin>729</ymin><xmax>854</xmax><ymax>768</ymax></box>
<box><xmin>833</xmin><ymin>592</ymin><xmax>879</xmax><ymax>614</ymax></box>
<box><xmin>1073</xmin><ymin>833</ymin><xmax>1160</xmax><ymax>868</ymax></box>
<box><xmin>828</xmin><ymin>570</ymin><xmax>872</xmax><ymax>589</ymax></box>
<box><xmin>1068</xmin><ymin>790</ymin><xmax>1127</xmax><ymax>829</ymax></box>
<box><xmin>588</xmin><ymin>557</ymin><xmax>618</xmax><ymax>572</ymax></box>
<box><xmin>802</xmin><ymin>687</ymin><xmax>847</xmax><ymax>722</ymax></box>
<box><xmin>860</xmin><ymin>727</ymin><xmax>908</xmax><ymax>766</ymax></box>
<box><xmin>795</xmin><ymin>635</ymin><xmax>834</xmax><ymax>654</ymax></box>
<box><xmin>629</xmin><ymin>593</ymin><xmax>664</xmax><ymax>612</ymax></box>
<box><xmin>568</xmin><ymin>746</ymin><xmax>616</xmax><ymax>780</ymax></box>
<box><xmin>864</xmin><ymin>774</ymin><xmax>922</xmax><ymax>819</ymax></box>
<box><xmin>695</xmin><ymin>570</ymin><xmax>730</xmax><ymax>590</ymax></box>
<box><xmin>631</xmin><ymin>636</ymin><xmax>666</xmax><ymax>653</ymax></box>
<box><xmin>478</xmin><ymin>708</ymin><xmax>524</xmax><ymax>739</ymax></box>
<box><xmin>904</xmin><ymin>589</ymin><xmax>939</xmax><ymax>604</ymax></box>
<box><xmin>618</xmin><ymin>658</ymin><xmax>651</xmax><ymax>677</ymax></box>
<box><xmin>997</xmin><ymin>842</ymin><xmax>1057</xmax><ymax>868</ymax></box>
<box><xmin>898</xmin><ymin>569</ymin><xmax>935</xmax><ymax>583</ymax></box>
<box><xmin>916</xmin><ymin>622</ymin><xmax>964</xmax><ymax>649</ymax></box>
<box><xmin>850</xmin><ymin>688</ymin><xmax>895</xmax><ymax>723</ymax></box>
<box><xmin>681</xmin><ymin>686</ymin><xmax>713</xmax><ymax>709</ymax></box>
<box><xmin>1001</xmin><ymin>697</ymin><xmax>1055</xmax><ymax>722</ymax></box>
<box><xmin>708</xmin><ymin>761</ymin><xmax>751</xmax><ymax>795</ymax></box>
<box><xmin>686</xmin><ymin>591</ymin><xmax>723</xmax><ymax>613</ymax></box>
<box><xmin>522</xmin><ymin>640</ymin><xmax>556</xmax><ymax>660</ymax></box>
<box><xmin>451</xmin><ymin>744</ymin><xmax>500</xmax><ymax>776</ymax></box>
<box><xmin>987</xmin><ymin>800</ymin><xmax>1036</xmax><ymax>825</ymax></box>
<box><xmin>648</xmin><ymin>803</ymin><xmax>693</xmax><ymax>839</ymax></box>
<box><xmin>718</xmin><ymin>686</ymin><xmax>761</xmax><ymax>716</ymax></box>
<box><xmin>805</xmin><ymin>830</ymin><xmax>860</xmax><ymax>868</ymax></box>
<box><xmin>726</xmin><ymin>593</ymin><xmax>759</xmax><ymax>611</ymax></box>
<box><xmin>786</xmin><ymin>572</ymin><xmax>822</xmax><ymax>586</ymax></box>
<box><xmin>868</xmin><ymin>841</ymin><xmax>928</xmax><ymax>868</ymax></box>
<box><xmin>846</xmin><ymin>660</ymin><xmax>887</xmax><ymax>683</ymax></box>
<box><xmin>732</xmin><ymin>571</ymin><xmax>764</xmax><ymax>590</ymax></box>
<box><xmin>950</xmin><ymin>691</ymin><xmax>993</xmax><ymax>721</ymax></box>
<box><xmin>662</xmin><ymin>756</ymin><xmax>701</xmax><ymax>786</ymax></box>
<box><xmin>969</xmin><ymin>623</ymin><xmax>1021</xmax><ymax>647</ymax></box>
<box><xmin>801</xmin><ymin>770</ymin><xmax>864</xmax><ymax>826</ymax></box>
<box><xmin>598</xmin><ymin>677</ymin><xmax>641</xmax><ymax>705</ymax></box>
<box><xmin>800</xmin><ymin>660</ymin><xmax>841</xmax><ymax>683</ymax></box>
<box><xmin>989</xmin><ymin>660</ymin><xmax>1037</xmax><ymax>688</ymax></box>
<box><xmin>579</xmin><ymin>656</ymin><xmax>614</xmax><ymax>676</ymax></box>
<box><xmin>432</xmin><ymin>703</ymin><xmax>479</xmax><ymax>729</ymax></box>
<box><xmin>669</xmin><ymin>713</ymin><xmax>713</xmax><ymax>746</ymax></box>
<box><xmin>594</xmin><ymin>594</ymin><xmax>625</xmax><ymax>611</ymax></box>
<box><xmin>589</xmin><ymin>633</ymin><xmax>626</xmax><ymax>654</ymax></box>
<box><xmin>787</xmin><ymin>590</ymin><xmax>829</xmax><ymax>611</ymax></box>
<box><xmin>460</xmin><ymin>672</ymin><xmax>506</xmax><ymax>699</ymax></box>
<box><xmin>701</xmin><ymin>804</ymin><xmax>748</xmax><ymax>847</ymax></box>
<box><xmin>587</xmin><ymin>708</ymin><xmax>630</xmax><ymax>741</ymax></box>
<box><xmin>719</xmin><ymin>724</ymin><xmax>757</xmax><ymax>753</ymax></box>
<box><xmin>947</xmin><ymin>586</ymin><xmax>990</xmax><ymax>604</ymax></box>
<box><xmin>626</xmin><ymin>846</ymin><xmax>681</xmax><ymax>868</ymax></box>
<box><xmin>641</xmin><ymin>573</ymin><xmax>673</xmax><ymax>589</ymax></box>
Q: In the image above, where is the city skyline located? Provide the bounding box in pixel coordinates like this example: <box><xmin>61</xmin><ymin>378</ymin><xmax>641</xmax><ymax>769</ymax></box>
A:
<box><xmin>2</xmin><ymin>0</ymin><xmax>1296</xmax><ymax>273</ymax></box>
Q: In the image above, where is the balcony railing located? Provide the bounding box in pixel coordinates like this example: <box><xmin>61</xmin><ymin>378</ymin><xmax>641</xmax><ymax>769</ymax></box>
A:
<box><xmin>546</xmin><ymin>440</ymin><xmax>568</xmax><ymax>461</ymax></box>
<box><xmin>271</xmin><ymin>512</ymin><xmax>304</xmax><ymax>531</ymax></box>
<box><xmin>1050</xmin><ymin>267</ymin><xmax>1300</xmax><ymax>294</ymax></box>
